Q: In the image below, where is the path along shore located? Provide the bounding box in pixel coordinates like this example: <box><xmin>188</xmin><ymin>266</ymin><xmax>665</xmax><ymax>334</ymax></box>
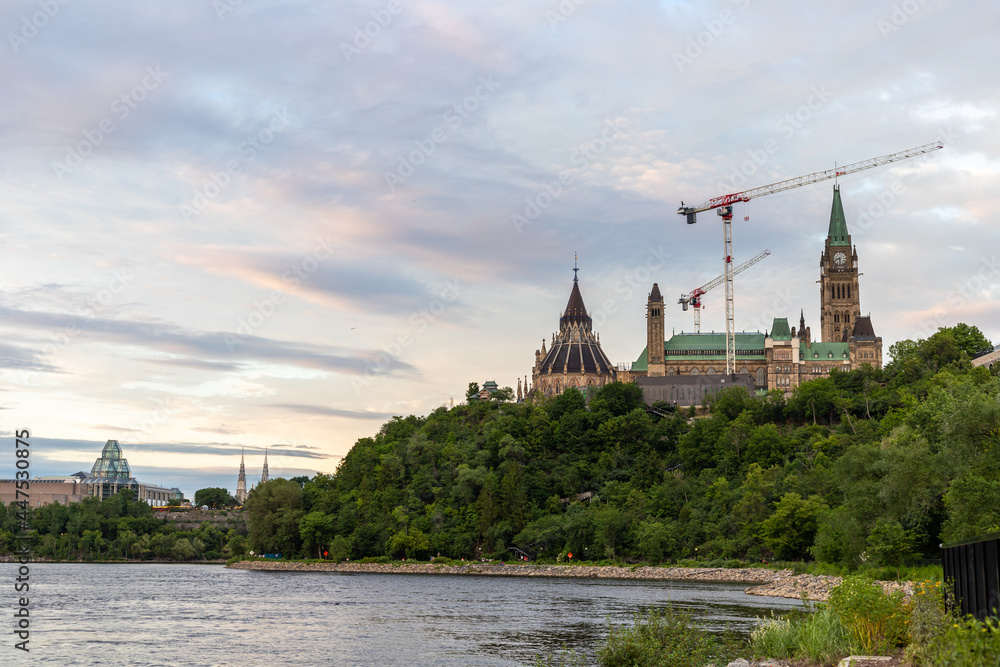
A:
<box><xmin>227</xmin><ymin>560</ymin><xmax>913</xmax><ymax>601</ymax></box>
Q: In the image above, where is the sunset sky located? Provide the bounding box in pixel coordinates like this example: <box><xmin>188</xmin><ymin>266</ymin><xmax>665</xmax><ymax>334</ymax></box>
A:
<box><xmin>2</xmin><ymin>0</ymin><xmax>998</xmax><ymax>499</ymax></box>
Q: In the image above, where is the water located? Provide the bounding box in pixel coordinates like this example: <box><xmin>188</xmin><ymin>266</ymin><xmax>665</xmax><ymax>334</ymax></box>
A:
<box><xmin>5</xmin><ymin>563</ymin><xmax>804</xmax><ymax>666</ymax></box>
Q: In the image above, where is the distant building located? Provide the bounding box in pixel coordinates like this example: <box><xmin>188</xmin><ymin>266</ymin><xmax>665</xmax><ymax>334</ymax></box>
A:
<box><xmin>972</xmin><ymin>345</ymin><xmax>1000</xmax><ymax>370</ymax></box>
<box><xmin>260</xmin><ymin>448</ymin><xmax>269</xmax><ymax>485</ymax></box>
<box><xmin>626</xmin><ymin>186</ymin><xmax>883</xmax><ymax>396</ymax></box>
<box><xmin>530</xmin><ymin>263</ymin><xmax>617</xmax><ymax>397</ymax></box>
<box><xmin>0</xmin><ymin>440</ymin><xmax>182</xmax><ymax>508</ymax></box>
<box><xmin>235</xmin><ymin>448</ymin><xmax>248</xmax><ymax>504</ymax></box>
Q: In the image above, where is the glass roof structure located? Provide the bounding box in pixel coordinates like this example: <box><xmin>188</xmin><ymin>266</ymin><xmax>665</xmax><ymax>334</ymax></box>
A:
<box><xmin>89</xmin><ymin>439</ymin><xmax>133</xmax><ymax>480</ymax></box>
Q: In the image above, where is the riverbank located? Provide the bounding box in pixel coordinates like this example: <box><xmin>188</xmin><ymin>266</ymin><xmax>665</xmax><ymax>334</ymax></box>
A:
<box><xmin>228</xmin><ymin>560</ymin><xmax>915</xmax><ymax>601</ymax></box>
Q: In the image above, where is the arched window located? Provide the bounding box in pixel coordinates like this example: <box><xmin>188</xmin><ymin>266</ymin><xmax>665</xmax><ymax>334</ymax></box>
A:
<box><xmin>848</xmin><ymin>286</ymin><xmax>851</xmax><ymax>298</ymax></box>
<box><xmin>845</xmin><ymin>313</ymin><xmax>850</xmax><ymax>323</ymax></box>
<box><xmin>707</xmin><ymin>367</ymin><xmax>716</xmax><ymax>375</ymax></box>
<box><xmin>834</xmin><ymin>313</ymin><xmax>840</xmax><ymax>323</ymax></box>
<box><xmin>690</xmin><ymin>368</ymin><xmax>700</xmax><ymax>376</ymax></box>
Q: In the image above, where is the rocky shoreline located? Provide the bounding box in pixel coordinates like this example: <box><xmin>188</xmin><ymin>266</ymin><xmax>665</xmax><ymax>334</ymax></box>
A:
<box><xmin>227</xmin><ymin>560</ymin><xmax>915</xmax><ymax>601</ymax></box>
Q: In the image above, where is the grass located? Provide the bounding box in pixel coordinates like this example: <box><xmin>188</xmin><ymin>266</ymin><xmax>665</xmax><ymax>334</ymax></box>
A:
<box><xmin>751</xmin><ymin>605</ymin><xmax>850</xmax><ymax>665</ymax></box>
<box><xmin>597</xmin><ymin>607</ymin><xmax>743</xmax><ymax>667</ymax></box>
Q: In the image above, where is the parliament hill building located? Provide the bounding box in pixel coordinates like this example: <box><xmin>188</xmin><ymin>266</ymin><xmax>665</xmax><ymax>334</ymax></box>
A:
<box><xmin>530</xmin><ymin>186</ymin><xmax>883</xmax><ymax>403</ymax></box>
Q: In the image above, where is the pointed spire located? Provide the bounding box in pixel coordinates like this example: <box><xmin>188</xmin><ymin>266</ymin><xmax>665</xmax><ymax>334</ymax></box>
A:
<box><xmin>800</xmin><ymin>309</ymin><xmax>806</xmax><ymax>334</ymax></box>
<box><xmin>260</xmin><ymin>447</ymin><xmax>269</xmax><ymax>484</ymax></box>
<box><xmin>827</xmin><ymin>185</ymin><xmax>850</xmax><ymax>246</ymax></box>
<box><xmin>236</xmin><ymin>447</ymin><xmax>248</xmax><ymax>503</ymax></box>
<box><xmin>649</xmin><ymin>283</ymin><xmax>662</xmax><ymax>302</ymax></box>
<box><xmin>561</xmin><ymin>258</ymin><xmax>591</xmax><ymax>328</ymax></box>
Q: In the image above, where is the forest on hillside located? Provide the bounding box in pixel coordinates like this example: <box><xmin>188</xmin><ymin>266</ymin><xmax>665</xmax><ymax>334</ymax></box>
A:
<box><xmin>4</xmin><ymin>324</ymin><xmax>997</xmax><ymax>570</ymax></box>
<box><xmin>239</xmin><ymin>323</ymin><xmax>1000</xmax><ymax>568</ymax></box>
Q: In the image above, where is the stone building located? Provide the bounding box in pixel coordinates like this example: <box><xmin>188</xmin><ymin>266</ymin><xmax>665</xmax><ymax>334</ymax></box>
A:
<box><xmin>0</xmin><ymin>439</ymin><xmax>182</xmax><ymax>508</ymax></box>
<box><xmin>531</xmin><ymin>265</ymin><xmax>617</xmax><ymax>397</ymax></box>
<box><xmin>235</xmin><ymin>448</ymin><xmax>248</xmax><ymax>504</ymax></box>
<box><xmin>628</xmin><ymin>186</ymin><xmax>883</xmax><ymax>397</ymax></box>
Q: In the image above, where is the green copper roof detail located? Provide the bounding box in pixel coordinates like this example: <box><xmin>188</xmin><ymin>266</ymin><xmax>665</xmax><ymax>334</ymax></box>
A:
<box><xmin>770</xmin><ymin>318</ymin><xmax>792</xmax><ymax>341</ymax></box>
<box><xmin>665</xmin><ymin>332</ymin><xmax>766</xmax><ymax>351</ymax></box>
<box><xmin>802</xmin><ymin>342</ymin><xmax>850</xmax><ymax>359</ymax></box>
<box><xmin>827</xmin><ymin>185</ymin><xmax>850</xmax><ymax>246</ymax></box>
<box><xmin>632</xmin><ymin>347</ymin><xmax>649</xmax><ymax>372</ymax></box>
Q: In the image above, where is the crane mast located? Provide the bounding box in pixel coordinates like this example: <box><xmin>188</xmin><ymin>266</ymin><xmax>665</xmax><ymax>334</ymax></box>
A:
<box><xmin>680</xmin><ymin>249</ymin><xmax>771</xmax><ymax>332</ymax></box>
<box><xmin>677</xmin><ymin>141</ymin><xmax>943</xmax><ymax>375</ymax></box>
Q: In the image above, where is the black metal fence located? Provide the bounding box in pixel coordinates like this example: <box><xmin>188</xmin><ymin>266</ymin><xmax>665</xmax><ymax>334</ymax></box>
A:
<box><xmin>942</xmin><ymin>532</ymin><xmax>1000</xmax><ymax>620</ymax></box>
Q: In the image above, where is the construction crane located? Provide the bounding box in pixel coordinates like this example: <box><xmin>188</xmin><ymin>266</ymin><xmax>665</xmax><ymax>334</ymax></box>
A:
<box><xmin>679</xmin><ymin>249</ymin><xmax>771</xmax><ymax>333</ymax></box>
<box><xmin>677</xmin><ymin>141</ymin><xmax>943</xmax><ymax>374</ymax></box>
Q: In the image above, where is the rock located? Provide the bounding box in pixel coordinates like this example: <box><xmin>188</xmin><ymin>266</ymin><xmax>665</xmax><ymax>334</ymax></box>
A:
<box><xmin>725</xmin><ymin>659</ymin><xmax>751</xmax><ymax>667</ymax></box>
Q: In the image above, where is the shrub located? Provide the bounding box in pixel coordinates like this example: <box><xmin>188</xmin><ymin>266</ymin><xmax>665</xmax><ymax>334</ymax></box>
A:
<box><xmin>827</xmin><ymin>576</ymin><xmax>909</xmax><ymax>654</ymax></box>
<box><xmin>597</xmin><ymin>607</ymin><xmax>740</xmax><ymax>667</ymax></box>
<box><xmin>905</xmin><ymin>580</ymin><xmax>1000</xmax><ymax>666</ymax></box>
<box><xmin>750</xmin><ymin>606</ymin><xmax>849</xmax><ymax>663</ymax></box>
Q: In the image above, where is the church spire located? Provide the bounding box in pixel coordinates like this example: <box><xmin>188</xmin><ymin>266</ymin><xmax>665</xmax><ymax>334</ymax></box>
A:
<box><xmin>236</xmin><ymin>447</ymin><xmax>248</xmax><ymax>503</ymax></box>
<box><xmin>827</xmin><ymin>185</ymin><xmax>850</xmax><ymax>246</ymax></box>
<box><xmin>260</xmin><ymin>447</ymin><xmax>269</xmax><ymax>484</ymax></box>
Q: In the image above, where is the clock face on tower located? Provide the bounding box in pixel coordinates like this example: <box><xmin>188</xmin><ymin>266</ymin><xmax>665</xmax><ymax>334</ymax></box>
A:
<box><xmin>833</xmin><ymin>251</ymin><xmax>847</xmax><ymax>267</ymax></box>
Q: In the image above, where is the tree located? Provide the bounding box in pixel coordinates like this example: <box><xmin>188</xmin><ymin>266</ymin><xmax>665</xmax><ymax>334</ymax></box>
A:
<box><xmin>466</xmin><ymin>382</ymin><xmax>480</xmax><ymax>402</ymax></box>
<box><xmin>118</xmin><ymin>529</ymin><xmax>138</xmax><ymax>559</ymax></box>
<box><xmin>760</xmin><ymin>492</ymin><xmax>827</xmax><ymax>560</ymax></box>
<box><xmin>171</xmin><ymin>538</ymin><xmax>196</xmax><ymax>560</ymax></box>
<box><xmin>866</xmin><ymin>518</ymin><xmax>916</xmax><ymax>580</ymax></box>
<box><xmin>636</xmin><ymin>520</ymin><xmax>675</xmax><ymax>563</ymax></box>
<box><xmin>328</xmin><ymin>534</ymin><xmax>350</xmax><ymax>561</ymax></box>
<box><xmin>226</xmin><ymin>534</ymin><xmax>248</xmax><ymax>558</ymax></box>
<box><xmin>590</xmin><ymin>382</ymin><xmax>645</xmax><ymax>418</ymax></box>
<box><xmin>491</xmin><ymin>386</ymin><xmax>515</xmax><ymax>402</ymax></box>
<box><xmin>299</xmin><ymin>511</ymin><xmax>334</xmax><ymax>558</ymax></box>
<box><xmin>194</xmin><ymin>488</ymin><xmax>235</xmax><ymax>509</ymax></box>
<box><xmin>244</xmin><ymin>479</ymin><xmax>304</xmax><ymax>555</ymax></box>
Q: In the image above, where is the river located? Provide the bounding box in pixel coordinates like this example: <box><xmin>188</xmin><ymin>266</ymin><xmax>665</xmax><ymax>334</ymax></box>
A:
<box><xmin>5</xmin><ymin>563</ymin><xmax>804</xmax><ymax>666</ymax></box>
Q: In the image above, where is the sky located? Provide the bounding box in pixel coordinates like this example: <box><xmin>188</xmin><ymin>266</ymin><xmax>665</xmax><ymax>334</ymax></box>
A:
<box><xmin>2</xmin><ymin>0</ymin><xmax>998</xmax><ymax>500</ymax></box>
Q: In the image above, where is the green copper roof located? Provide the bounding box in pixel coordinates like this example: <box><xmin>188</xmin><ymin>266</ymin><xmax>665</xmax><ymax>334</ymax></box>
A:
<box><xmin>827</xmin><ymin>185</ymin><xmax>850</xmax><ymax>246</ymax></box>
<box><xmin>632</xmin><ymin>347</ymin><xmax>649</xmax><ymax>371</ymax></box>
<box><xmin>770</xmin><ymin>318</ymin><xmax>792</xmax><ymax>341</ymax></box>
<box><xmin>631</xmin><ymin>332</ymin><xmax>768</xmax><ymax>370</ymax></box>
<box><xmin>665</xmin><ymin>332</ymin><xmax>766</xmax><ymax>351</ymax></box>
<box><xmin>802</xmin><ymin>342</ymin><xmax>851</xmax><ymax>360</ymax></box>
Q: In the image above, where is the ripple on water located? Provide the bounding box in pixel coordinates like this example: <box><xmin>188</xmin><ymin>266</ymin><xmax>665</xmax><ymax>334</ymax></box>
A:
<box><xmin>2</xmin><ymin>563</ymin><xmax>804</xmax><ymax>666</ymax></box>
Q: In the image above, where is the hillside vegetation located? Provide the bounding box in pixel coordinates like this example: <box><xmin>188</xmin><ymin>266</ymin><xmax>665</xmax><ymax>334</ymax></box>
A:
<box><xmin>241</xmin><ymin>324</ymin><xmax>999</xmax><ymax>569</ymax></box>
